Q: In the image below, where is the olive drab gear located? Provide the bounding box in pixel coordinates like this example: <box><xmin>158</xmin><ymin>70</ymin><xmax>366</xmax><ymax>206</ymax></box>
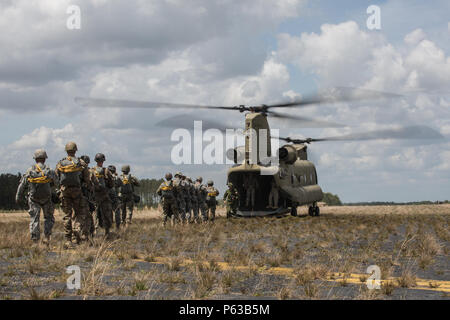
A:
<box><xmin>56</xmin><ymin>154</ymin><xmax>92</xmax><ymax>243</ymax></box>
<box><xmin>206</xmin><ymin>184</ymin><xmax>219</xmax><ymax>222</ymax></box>
<box><xmin>165</xmin><ymin>172</ymin><xmax>173</xmax><ymax>180</ymax></box>
<box><xmin>80</xmin><ymin>155</ymin><xmax>90</xmax><ymax>165</ymax></box>
<box><xmin>16</xmin><ymin>161</ymin><xmax>58</xmax><ymax>241</ymax></box>
<box><xmin>224</xmin><ymin>184</ymin><xmax>239</xmax><ymax>218</ymax></box>
<box><xmin>57</xmin><ymin>156</ymin><xmax>84</xmax><ymax>188</ymax></box>
<box><xmin>121</xmin><ymin>165</ymin><xmax>130</xmax><ymax>174</ymax></box>
<box><xmin>157</xmin><ymin>178</ymin><xmax>179</xmax><ymax>226</ymax></box>
<box><xmin>197</xmin><ymin>177</ymin><xmax>203</xmax><ymax>183</ymax></box>
<box><xmin>65</xmin><ymin>142</ymin><xmax>78</xmax><ymax>152</ymax></box>
<box><xmin>118</xmin><ymin>170</ymin><xmax>139</xmax><ymax>225</ymax></box>
<box><xmin>33</xmin><ymin>149</ymin><xmax>48</xmax><ymax>160</ymax></box>
<box><xmin>207</xmin><ymin>180</ymin><xmax>213</xmax><ymax>186</ymax></box>
<box><xmin>95</xmin><ymin>153</ymin><xmax>106</xmax><ymax>162</ymax></box>
<box><xmin>108</xmin><ymin>165</ymin><xmax>116</xmax><ymax>174</ymax></box>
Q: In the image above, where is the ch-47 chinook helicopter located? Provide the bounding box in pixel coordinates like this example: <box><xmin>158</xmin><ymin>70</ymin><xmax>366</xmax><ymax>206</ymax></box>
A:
<box><xmin>75</xmin><ymin>87</ymin><xmax>444</xmax><ymax>218</ymax></box>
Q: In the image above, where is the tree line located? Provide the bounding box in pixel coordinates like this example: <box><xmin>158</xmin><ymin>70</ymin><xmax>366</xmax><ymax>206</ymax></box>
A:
<box><xmin>0</xmin><ymin>173</ymin><xmax>163</xmax><ymax>211</ymax></box>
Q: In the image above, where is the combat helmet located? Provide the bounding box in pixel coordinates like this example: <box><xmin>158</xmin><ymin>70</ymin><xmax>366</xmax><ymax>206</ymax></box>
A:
<box><xmin>65</xmin><ymin>141</ymin><xmax>78</xmax><ymax>152</ymax></box>
<box><xmin>122</xmin><ymin>165</ymin><xmax>130</xmax><ymax>174</ymax></box>
<box><xmin>165</xmin><ymin>172</ymin><xmax>173</xmax><ymax>180</ymax></box>
<box><xmin>108</xmin><ymin>165</ymin><xmax>116</xmax><ymax>174</ymax></box>
<box><xmin>196</xmin><ymin>177</ymin><xmax>203</xmax><ymax>183</ymax></box>
<box><xmin>33</xmin><ymin>149</ymin><xmax>48</xmax><ymax>160</ymax></box>
<box><xmin>207</xmin><ymin>180</ymin><xmax>213</xmax><ymax>186</ymax></box>
<box><xmin>175</xmin><ymin>171</ymin><xmax>182</xmax><ymax>178</ymax></box>
<box><xmin>227</xmin><ymin>182</ymin><xmax>233</xmax><ymax>187</ymax></box>
<box><xmin>94</xmin><ymin>153</ymin><xmax>106</xmax><ymax>162</ymax></box>
<box><xmin>80</xmin><ymin>155</ymin><xmax>90</xmax><ymax>164</ymax></box>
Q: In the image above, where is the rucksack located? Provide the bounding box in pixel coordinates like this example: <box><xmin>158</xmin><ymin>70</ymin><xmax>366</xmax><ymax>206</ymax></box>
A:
<box><xmin>58</xmin><ymin>156</ymin><xmax>83</xmax><ymax>187</ymax></box>
<box><xmin>120</xmin><ymin>174</ymin><xmax>133</xmax><ymax>194</ymax></box>
<box><xmin>27</xmin><ymin>163</ymin><xmax>52</xmax><ymax>201</ymax></box>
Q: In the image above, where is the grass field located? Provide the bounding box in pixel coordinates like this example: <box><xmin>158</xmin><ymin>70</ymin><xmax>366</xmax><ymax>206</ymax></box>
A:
<box><xmin>0</xmin><ymin>204</ymin><xmax>449</xmax><ymax>300</ymax></box>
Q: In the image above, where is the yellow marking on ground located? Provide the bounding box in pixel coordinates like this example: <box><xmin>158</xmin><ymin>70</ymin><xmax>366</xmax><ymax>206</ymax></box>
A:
<box><xmin>53</xmin><ymin>249</ymin><xmax>450</xmax><ymax>294</ymax></box>
<box><xmin>132</xmin><ymin>256</ymin><xmax>450</xmax><ymax>293</ymax></box>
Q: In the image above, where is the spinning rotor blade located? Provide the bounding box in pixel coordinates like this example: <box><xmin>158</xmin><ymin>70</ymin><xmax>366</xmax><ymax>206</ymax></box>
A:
<box><xmin>75</xmin><ymin>97</ymin><xmax>236</xmax><ymax>110</ymax></box>
<box><xmin>155</xmin><ymin>114</ymin><xmax>240</xmax><ymax>133</ymax></box>
<box><xmin>265</xmin><ymin>87</ymin><xmax>401</xmax><ymax>109</ymax></box>
<box><xmin>278</xmin><ymin>125</ymin><xmax>444</xmax><ymax>144</ymax></box>
<box><xmin>268</xmin><ymin>111</ymin><xmax>346</xmax><ymax>128</ymax></box>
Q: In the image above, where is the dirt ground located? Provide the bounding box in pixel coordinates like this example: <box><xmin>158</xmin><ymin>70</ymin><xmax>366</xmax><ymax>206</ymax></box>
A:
<box><xmin>0</xmin><ymin>204</ymin><xmax>449</xmax><ymax>300</ymax></box>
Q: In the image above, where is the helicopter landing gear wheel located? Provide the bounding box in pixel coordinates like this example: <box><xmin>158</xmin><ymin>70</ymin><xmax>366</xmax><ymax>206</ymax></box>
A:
<box><xmin>290</xmin><ymin>205</ymin><xmax>297</xmax><ymax>217</ymax></box>
<box><xmin>308</xmin><ymin>206</ymin><xmax>314</xmax><ymax>216</ymax></box>
<box><xmin>314</xmin><ymin>206</ymin><xmax>320</xmax><ymax>217</ymax></box>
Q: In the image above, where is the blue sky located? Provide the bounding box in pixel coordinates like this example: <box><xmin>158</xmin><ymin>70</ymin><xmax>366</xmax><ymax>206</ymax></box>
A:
<box><xmin>0</xmin><ymin>0</ymin><xmax>448</xmax><ymax>202</ymax></box>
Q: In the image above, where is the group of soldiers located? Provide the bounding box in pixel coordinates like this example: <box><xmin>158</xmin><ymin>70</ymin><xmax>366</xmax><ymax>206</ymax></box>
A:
<box><xmin>15</xmin><ymin>142</ymin><xmax>139</xmax><ymax>248</ymax></box>
<box><xmin>156</xmin><ymin>172</ymin><xmax>221</xmax><ymax>226</ymax></box>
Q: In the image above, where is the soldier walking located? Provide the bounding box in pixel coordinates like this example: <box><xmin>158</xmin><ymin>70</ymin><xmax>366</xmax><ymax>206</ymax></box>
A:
<box><xmin>194</xmin><ymin>177</ymin><xmax>208</xmax><ymax>223</ymax></box>
<box><xmin>15</xmin><ymin>149</ymin><xmax>58</xmax><ymax>244</ymax></box>
<box><xmin>156</xmin><ymin>173</ymin><xmax>179</xmax><ymax>226</ymax></box>
<box><xmin>173</xmin><ymin>172</ymin><xmax>186</xmax><ymax>224</ymax></box>
<box><xmin>224</xmin><ymin>182</ymin><xmax>239</xmax><ymax>218</ymax></box>
<box><xmin>268</xmin><ymin>179</ymin><xmax>279</xmax><ymax>209</ymax></box>
<box><xmin>56</xmin><ymin>142</ymin><xmax>92</xmax><ymax>248</ymax></box>
<box><xmin>181</xmin><ymin>174</ymin><xmax>191</xmax><ymax>224</ymax></box>
<box><xmin>186</xmin><ymin>177</ymin><xmax>198</xmax><ymax>223</ymax></box>
<box><xmin>91</xmin><ymin>153</ymin><xmax>114</xmax><ymax>238</ymax></box>
<box><xmin>205</xmin><ymin>180</ymin><xmax>219</xmax><ymax>222</ymax></box>
<box><xmin>119</xmin><ymin>165</ymin><xmax>139</xmax><ymax>226</ymax></box>
<box><xmin>80</xmin><ymin>155</ymin><xmax>96</xmax><ymax>237</ymax></box>
<box><xmin>107</xmin><ymin>165</ymin><xmax>123</xmax><ymax>230</ymax></box>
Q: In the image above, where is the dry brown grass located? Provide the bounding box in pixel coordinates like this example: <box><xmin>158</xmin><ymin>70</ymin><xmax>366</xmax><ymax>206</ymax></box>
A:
<box><xmin>0</xmin><ymin>205</ymin><xmax>448</xmax><ymax>300</ymax></box>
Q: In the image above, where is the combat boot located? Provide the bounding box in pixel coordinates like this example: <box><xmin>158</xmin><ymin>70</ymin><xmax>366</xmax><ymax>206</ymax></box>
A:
<box><xmin>42</xmin><ymin>235</ymin><xmax>51</xmax><ymax>246</ymax></box>
<box><xmin>63</xmin><ymin>240</ymin><xmax>73</xmax><ymax>250</ymax></box>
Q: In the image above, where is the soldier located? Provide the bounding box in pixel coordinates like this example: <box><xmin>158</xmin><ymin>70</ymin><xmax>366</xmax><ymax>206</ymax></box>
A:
<box><xmin>223</xmin><ymin>182</ymin><xmax>239</xmax><ymax>218</ymax></box>
<box><xmin>91</xmin><ymin>153</ymin><xmax>114</xmax><ymax>238</ymax></box>
<box><xmin>107</xmin><ymin>165</ymin><xmax>123</xmax><ymax>230</ymax></box>
<box><xmin>156</xmin><ymin>173</ymin><xmax>179</xmax><ymax>226</ymax></box>
<box><xmin>56</xmin><ymin>142</ymin><xmax>92</xmax><ymax>248</ymax></box>
<box><xmin>15</xmin><ymin>149</ymin><xmax>58</xmax><ymax>244</ymax></box>
<box><xmin>205</xmin><ymin>180</ymin><xmax>219</xmax><ymax>222</ymax></box>
<box><xmin>181</xmin><ymin>174</ymin><xmax>191</xmax><ymax>224</ymax></box>
<box><xmin>186</xmin><ymin>177</ymin><xmax>198</xmax><ymax>223</ymax></box>
<box><xmin>119</xmin><ymin>165</ymin><xmax>140</xmax><ymax>226</ymax></box>
<box><xmin>194</xmin><ymin>177</ymin><xmax>208</xmax><ymax>223</ymax></box>
<box><xmin>268</xmin><ymin>178</ymin><xmax>279</xmax><ymax>209</ymax></box>
<box><xmin>80</xmin><ymin>155</ymin><xmax>96</xmax><ymax>237</ymax></box>
<box><xmin>244</xmin><ymin>174</ymin><xmax>258</xmax><ymax>210</ymax></box>
<box><xmin>173</xmin><ymin>172</ymin><xmax>186</xmax><ymax>224</ymax></box>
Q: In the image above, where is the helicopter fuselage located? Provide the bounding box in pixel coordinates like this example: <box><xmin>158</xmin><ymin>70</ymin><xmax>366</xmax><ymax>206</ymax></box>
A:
<box><xmin>226</xmin><ymin>112</ymin><xmax>323</xmax><ymax>217</ymax></box>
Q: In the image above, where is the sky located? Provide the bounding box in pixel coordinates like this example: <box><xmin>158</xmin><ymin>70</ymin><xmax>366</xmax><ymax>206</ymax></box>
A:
<box><xmin>0</xmin><ymin>0</ymin><xmax>449</xmax><ymax>202</ymax></box>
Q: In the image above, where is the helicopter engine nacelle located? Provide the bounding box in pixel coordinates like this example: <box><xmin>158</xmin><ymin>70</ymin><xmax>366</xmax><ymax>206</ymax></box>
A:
<box><xmin>277</xmin><ymin>145</ymin><xmax>298</xmax><ymax>164</ymax></box>
<box><xmin>226</xmin><ymin>146</ymin><xmax>245</xmax><ymax>164</ymax></box>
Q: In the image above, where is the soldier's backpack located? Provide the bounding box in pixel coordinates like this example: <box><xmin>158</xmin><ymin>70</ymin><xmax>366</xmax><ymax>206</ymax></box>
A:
<box><xmin>159</xmin><ymin>181</ymin><xmax>175</xmax><ymax>199</ymax></box>
<box><xmin>58</xmin><ymin>156</ymin><xmax>83</xmax><ymax>187</ymax></box>
<box><xmin>92</xmin><ymin>166</ymin><xmax>105</xmax><ymax>191</ymax></box>
<box><xmin>27</xmin><ymin>163</ymin><xmax>52</xmax><ymax>201</ymax></box>
<box><xmin>120</xmin><ymin>174</ymin><xmax>134</xmax><ymax>194</ymax></box>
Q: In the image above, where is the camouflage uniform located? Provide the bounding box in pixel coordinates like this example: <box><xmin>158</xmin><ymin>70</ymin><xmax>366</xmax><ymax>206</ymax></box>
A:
<box><xmin>119</xmin><ymin>166</ymin><xmax>139</xmax><ymax>225</ymax></box>
<box><xmin>186</xmin><ymin>178</ymin><xmax>198</xmax><ymax>223</ymax></box>
<box><xmin>156</xmin><ymin>175</ymin><xmax>179</xmax><ymax>226</ymax></box>
<box><xmin>173</xmin><ymin>173</ymin><xmax>186</xmax><ymax>223</ymax></box>
<box><xmin>109</xmin><ymin>171</ymin><xmax>123</xmax><ymax>229</ymax></box>
<box><xmin>195</xmin><ymin>178</ymin><xmax>208</xmax><ymax>222</ymax></box>
<box><xmin>56</xmin><ymin>151</ymin><xmax>92</xmax><ymax>244</ymax></box>
<box><xmin>224</xmin><ymin>183</ymin><xmax>239</xmax><ymax>218</ymax></box>
<box><xmin>91</xmin><ymin>165</ymin><xmax>114</xmax><ymax>234</ymax></box>
<box><xmin>80</xmin><ymin>156</ymin><xmax>96</xmax><ymax>237</ymax></box>
<box><xmin>205</xmin><ymin>183</ymin><xmax>219</xmax><ymax>221</ymax></box>
<box><xmin>16</xmin><ymin>157</ymin><xmax>58</xmax><ymax>241</ymax></box>
<box><xmin>181</xmin><ymin>176</ymin><xmax>191</xmax><ymax>223</ymax></box>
